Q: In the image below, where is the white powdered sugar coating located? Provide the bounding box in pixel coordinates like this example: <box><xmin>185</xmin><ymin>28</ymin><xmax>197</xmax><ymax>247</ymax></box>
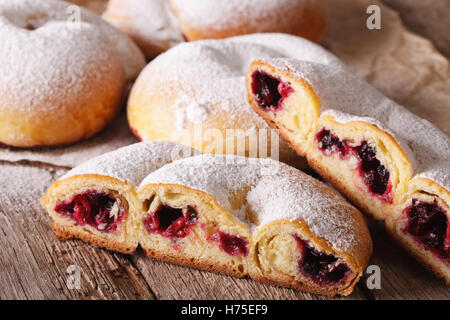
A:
<box><xmin>174</xmin><ymin>100</ymin><xmax>211</xmax><ymax>130</ymax></box>
<box><xmin>265</xmin><ymin>58</ymin><xmax>450</xmax><ymax>191</ymax></box>
<box><xmin>171</xmin><ymin>0</ymin><xmax>316</xmax><ymax>32</ymax></box>
<box><xmin>62</xmin><ymin>141</ymin><xmax>198</xmax><ymax>187</ymax></box>
<box><xmin>138</xmin><ymin>33</ymin><xmax>342</xmax><ymax>129</ymax></box>
<box><xmin>104</xmin><ymin>0</ymin><xmax>183</xmax><ymax>53</ymax></box>
<box><xmin>140</xmin><ymin>154</ymin><xmax>365</xmax><ymax>252</ymax></box>
<box><xmin>0</xmin><ymin>0</ymin><xmax>145</xmax><ymax>85</ymax></box>
<box><xmin>0</xmin><ymin>20</ymin><xmax>117</xmax><ymax>114</ymax></box>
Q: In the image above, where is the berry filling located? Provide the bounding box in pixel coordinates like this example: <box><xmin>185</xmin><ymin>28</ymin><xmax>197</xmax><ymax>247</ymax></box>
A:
<box><xmin>251</xmin><ymin>71</ymin><xmax>293</xmax><ymax>112</ymax></box>
<box><xmin>315</xmin><ymin>128</ymin><xmax>347</xmax><ymax>156</ymax></box>
<box><xmin>293</xmin><ymin>235</ymin><xmax>351</xmax><ymax>286</ymax></box>
<box><xmin>315</xmin><ymin>129</ymin><xmax>392</xmax><ymax>203</ymax></box>
<box><xmin>403</xmin><ymin>199</ymin><xmax>449</xmax><ymax>264</ymax></box>
<box><xmin>54</xmin><ymin>190</ymin><xmax>125</xmax><ymax>233</ymax></box>
<box><xmin>209</xmin><ymin>231</ymin><xmax>249</xmax><ymax>256</ymax></box>
<box><xmin>130</xmin><ymin>128</ymin><xmax>142</xmax><ymax>141</ymax></box>
<box><xmin>144</xmin><ymin>205</ymin><xmax>198</xmax><ymax>238</ymax></box>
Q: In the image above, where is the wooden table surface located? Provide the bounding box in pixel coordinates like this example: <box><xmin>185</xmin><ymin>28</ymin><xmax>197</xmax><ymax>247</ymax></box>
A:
<box><xmin>0</xmin><ymin>1</ymin><xmax>449</xmax><ymax>300</ymax></box>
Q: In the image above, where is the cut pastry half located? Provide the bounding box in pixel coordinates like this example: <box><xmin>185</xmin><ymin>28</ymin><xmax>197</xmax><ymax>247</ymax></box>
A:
<box><xmin>308</xmin><ymin>114</ymin><xmax>411</xmax><ymax>220</ymax></box>
<box><xmin>246</xmin><ymin>58</ymin><xmax>413</xmax><ymax>220</ymax></box>
<box><xmin>386</xmin><ymin>175</ymin><xmax>450</xmax><ymax>284</ymax></box>
<box><xmin>41</xmin><ymin>141</ymin><xmax>197</xmax><ymax>253</ymax></box>
<box><xmin>138</xmin><ymin>183</ymin><xmax>251</xmax><ymax>277</ymax></box>
<box><xmin>138</xmin><ymin>154</ymin><xmax>372</xmax><ymax>295</ymax></box>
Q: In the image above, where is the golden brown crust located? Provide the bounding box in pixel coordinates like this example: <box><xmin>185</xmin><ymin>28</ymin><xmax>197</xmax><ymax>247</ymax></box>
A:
<box><xmin>142</xmin><ymin>247</ymin><xmax>246</xmax><ymax>279</ymax></box>
<box><xmin>53</xmin><ymin>222</ymin><xmax>137</xmax><ymax>255</ymax></box>
<box><xmin>172</xmin><ymin>1</ymin><xmax>328</xmax><ymax>44</ymax></box>
<box><xmin>0</xmin><ymin>29</ymin><xmax>126</xmax><ymax>148</ymax></box>
<box><xmin>250</xmin><ymin>271</ymin><xmax>361</xmax><ymax>297</ymax></box>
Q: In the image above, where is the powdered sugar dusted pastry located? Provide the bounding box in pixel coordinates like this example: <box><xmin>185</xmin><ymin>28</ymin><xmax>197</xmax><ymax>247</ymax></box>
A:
<box><xmin>0</xmin><ymin>0</ymin><xmax>145</xmax><ymax>147</ymax></box>
<box><xmin>170</xmin><ymin>0</ymin><xmax>327</xmax><ymax>43</ymax></box>
<box><xmin>386</xmin><ymin>171</ymin><xmax>450</xmax><ymax>284</ymax></box>
<box><xmin>41</xmin><ymin>141</ymin><xmax>197</xmax><ymax>253</ymax></box>
<box><xmin>138</xmin><ymin>154</ymin><xmax>372</xmax><ymax>296</ymax></box>
<box><xmin>104</xmin><ymin>0</ymin><xmax>327</xmax><ymax>58</ymax></box>
<box><xmin>127</xmin><ymin>33</ymin><xmax>341</xmax><ymax>166</ymax></box>
<box><xmin>246</xmin><ymin>58</ymin><xmax>450</xmax><ymax>282</ymax></box>
<box><xmin>247</xmin><ymin>58</ymin><xmax>409</xmax><ymax>220</ymax></box>
<box><xmin>103</xmin><ymin>0</ymin><xmax>183</xmax><ymax>58</ymax></box>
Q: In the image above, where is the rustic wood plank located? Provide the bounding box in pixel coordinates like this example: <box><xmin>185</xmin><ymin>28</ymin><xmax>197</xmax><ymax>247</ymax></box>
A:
<box><xmin>0</xmin><ymin>162</ymin><xmax>154</xmax><ymax>300</ymax></box>
<box><xmin>130</xmin><ymin>251</ymin><xmax>367</xmax><ymax>300</ymax></box>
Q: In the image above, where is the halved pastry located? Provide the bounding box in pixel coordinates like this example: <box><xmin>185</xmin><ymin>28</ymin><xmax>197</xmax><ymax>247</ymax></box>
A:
<box><xmin>246</xmin><ymin>58</ymin><xmax>415</xmax><ymax>220</ymax></box>
<box><xmin>386</xmin><ymin>172</ymin><xmax>450</xmax><ymax>284</ymax></box>
<box><xmin>138</xmin><ymin>154</ymin><xmax>372</xmax><ymax>295</ymax></box>
<box><xmin>42</xmin><ymin>141</ymin><xmax>197</xmax><ymax>253</ymax></box>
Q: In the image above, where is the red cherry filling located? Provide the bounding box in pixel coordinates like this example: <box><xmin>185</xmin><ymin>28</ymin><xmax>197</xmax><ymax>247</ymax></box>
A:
<box><xmin>251</xmin><ymin>71</ymin><xmax>293</xmax><ymax>112</ymax></box>
<box><xmin>403</xmin><ymin>199</ymin><xmax>449</xmax><ymax>264</ymax></box>
<box><xmin>316</xmin><ymin>128</ymin><xmax>347</xmax><ymax>156</ymax></box>
<box><xmin>293</xmin><ymin>235</ymin><xmax>351</xmax><ymax>286</ymax></box>
<box><xmin>315</xmin><ymin>129</ymin><xmax>392</xmax><ymax>203</ymax></box>
<box><xmin>54</xmin><ymin>190</ymin><xmax>125</xmax><ymax>233</ymax></box>
<box><xmin>144</xmin><ymin>205</ymin><xmax>198</xmax><ymax>238</ymax></box>
<box><xmin>208</xmin><ymin>231</ymin><xmax>249</xmax><ymax>256</ymax></box>
<box><xmin>130</xmin><ymin>127</ymin><xmax>142</xmax><ymax>141</ymax></box>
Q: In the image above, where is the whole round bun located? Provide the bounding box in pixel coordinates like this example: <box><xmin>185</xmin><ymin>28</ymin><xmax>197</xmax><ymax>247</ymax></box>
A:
<box><xmin>0</xmin><ymin>0</ymin><xmax>146</xmax><ymax>147</ymax></box>
<box><xmin>104</xmin><ymin>0</ymin><xmax>327</xmax><ymax>58</ymax></box>
<box><xmin>103</xmin><ymin>0</ymin><xmax>183</xmax><ymax>58</ymax></box>
<box><xmin>171</xmin><ymin>0</ymin><xmax>328</xmax><ymax>43</ymax></box>
<box><xmin>127</xmin><ymin>33</ymin><xmax>340</xmax><ymax>166</ymax></box>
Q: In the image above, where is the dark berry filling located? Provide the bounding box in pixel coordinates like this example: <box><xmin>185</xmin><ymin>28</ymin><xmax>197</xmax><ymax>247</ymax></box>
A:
<box><xmin>251</xmin><ymin>71</ymin><xmax>293</xmax><ymax>112</ymax></box>
<box><xmin>293</xmin><ymin>235</ymin><xmax>351</xmax><ymax>286</ymax></box>
<box><xmin>55</xmin><ymin>190</ymin><xmax>125</xmax><ymax>233</ymax></box>
<box><xmin>144</xmin><ymin>205</ymin><xmax>198</xmax><ymax>238</ymax></box>
<box><xmin>130</xmin><ymin>128</ymin><xmax>142</xmax><ymax>141</ymax></box>
<box><xmin>403</xmin><ymin>199</ymin><xmax>449</xmax><ymax>263</ymax></box>
<box><xmin>209</xmin><ymin>231</ymin><xmax>249</xmax><ymax>256</ymax></box>
<box><xmin>316</xmin><ymin>129</ymin><xmax>347</xmax><ymax>156</ymax></box>
<box><xmin>315</xmin><ymin>128</ymin><xmax>392</xmax><ymax>203</ymax></box>
<box><xmin>355</xmin><ymin>142</ymin><xmax>391</xmax><ymax>197</ymax></box>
